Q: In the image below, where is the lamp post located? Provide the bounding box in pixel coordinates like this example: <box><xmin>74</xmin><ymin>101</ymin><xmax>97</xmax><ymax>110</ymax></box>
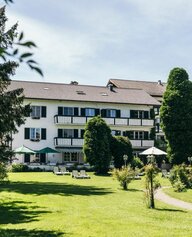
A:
<box><xmin>146</xmin><ymin>154</ymin><xmax>155</xmax><ymax>209</ymax></box>
<box><xmin>188</xmin><ymin>157</ymin><xmax>192</xmax><ymax>166</ymax></box>
<box><xmin>123</xmin><ymin>154</ymin><xmax>128</xmax><ymax>167</ymax></box>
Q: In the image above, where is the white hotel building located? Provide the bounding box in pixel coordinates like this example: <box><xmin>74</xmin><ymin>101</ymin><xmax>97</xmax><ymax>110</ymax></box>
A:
<box><xmin>9</xmin><ymin>80</ymin><xmax>160</xmax><ymax>165</ymax></box>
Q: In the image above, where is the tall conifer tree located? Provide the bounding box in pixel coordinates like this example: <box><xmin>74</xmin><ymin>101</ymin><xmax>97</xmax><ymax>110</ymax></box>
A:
<box><xmin>160</xmin><ymin>68</ymin><xmax>192</xmax><ymax>164</ymax></box>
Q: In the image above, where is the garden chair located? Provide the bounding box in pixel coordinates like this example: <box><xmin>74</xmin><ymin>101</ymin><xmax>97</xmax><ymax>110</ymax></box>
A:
<box><xmin>60</xmin><ymin>166</ymin><xmax>70</xmax><ymax>175</ymax></box>
<box><xmin>53</xmin><ymin>166</ymin><xmax>62</xmax><ymax>175</ymax></box>
<box><xmin>79</xmin><ymin>170</ymin><xmax>91</xmax><ymax>179</ymax></box>
<box><xmin>72</xmin><ymin>170</ymin><xmax>80</xmax><ymax>178</ymax></box>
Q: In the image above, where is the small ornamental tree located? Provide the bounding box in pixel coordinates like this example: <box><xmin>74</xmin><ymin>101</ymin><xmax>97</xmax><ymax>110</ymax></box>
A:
<box><xmin>160</xmin><ymin>68</ymin><xmax>192</xmax><ymax>164</ymax></box>
<box><xmin>83</xmin><ymin>116</ymin><xmax>112</xmax><ymax>174</ymax></box>
<box><xmin>113</xmin><ymin>166</ymin><xmax>135</xmax><ymax>190</ymax></box>
<box><xmin>110</xmin><ymin>136</ymin><xmax>133</xmax><ymax>168</ymax></box>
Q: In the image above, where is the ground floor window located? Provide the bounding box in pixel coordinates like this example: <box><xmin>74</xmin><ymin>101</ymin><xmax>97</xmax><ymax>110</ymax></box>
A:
<box><xmin>63</xmin><ymin>152</ymin><xmax>79</xmax><ymax>162</ymax></box>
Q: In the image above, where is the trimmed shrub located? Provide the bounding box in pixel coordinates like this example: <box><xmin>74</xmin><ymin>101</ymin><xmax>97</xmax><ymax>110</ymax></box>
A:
<box><xmin>11</xmin><ymin>164</ymin><xmax>29</xmax><ymax>172</ymax></box>
<box><xmin>131</xmin><ymin>157</ymin><xmax>144</xmax><ymax>169</ymax></box>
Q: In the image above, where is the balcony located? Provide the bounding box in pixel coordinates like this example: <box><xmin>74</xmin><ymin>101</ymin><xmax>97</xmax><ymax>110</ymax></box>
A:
<box><xmin>54</xmin><ymin>138</ymin><xmax>84</xmax><ymax>147</ymax></box>
<box><xmin>54</xmin><ymin>115</ymin><xmax>154</xmax><ymax>127</ymax></box>
<box><xmin>54</xmin><ymin>137</ymin><xmax>154</xmax><ymax>149</ymax></box>
<box><xmin>130</xmin><ymin>140</ymin><xmax>154</xmax><ymax>148</ymax></box>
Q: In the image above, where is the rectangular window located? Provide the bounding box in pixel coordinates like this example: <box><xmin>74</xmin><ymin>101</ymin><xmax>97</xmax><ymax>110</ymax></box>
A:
<box><xmin>63</xmin><ymin>107</ymin><xmax>74</xmax><ymax>116</ymax></box>
<box><xmin>71</xmin><ymin>152</ymin><xmax>78</xmax><ymax>162</ymax></box>
<box><xmin>31</xmin><ymin>106</ymin><xmax>47</xmax><ymax>118</ymax></box>
<box><xmin>106</xmin><ymin>109</ymin><xmax>116</xmax><ymax>118</ymax></box>
<box><xmin>31</xmin><ymin>106</ymin><xmax>41</xmax><ymax>118</ymax></box>
<box><xmin>85</xmin><ymin>108</ymin><xmax>95</xmax><ymax>117</ymax></box>
<box><xmin>63</xmin><ymin>129</ymin><xmax>74</xmax><ymax>138</ymax></box>
<box><xmin>30</xmin><ymin>128</ymin><xmax>41</xmax><ymax>140</ymax></box>
<box><xmin>63</xmin><ymin>152</ymin><xmax>70</xmax><ymax>162</ymax></box>
<box><xmin>111</xmin><ymin>130</ymin><xmax>121</xmax><ymax>136</ymax></box>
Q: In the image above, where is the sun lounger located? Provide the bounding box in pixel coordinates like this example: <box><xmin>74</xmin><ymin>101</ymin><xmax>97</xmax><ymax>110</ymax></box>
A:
<box><xmin>60</xmin><ymin>167</ymin><xmax>70</xmax><ymax>175</ymax></box>
<box><xmin>53</xmin><ymin>166</ymin><xmax>63</xmax><ymax>175</ymax></box>
<box><xmin>79</xmin><ymin>170</ymin><xmax>90</xmax><ymax>179</ymax></box>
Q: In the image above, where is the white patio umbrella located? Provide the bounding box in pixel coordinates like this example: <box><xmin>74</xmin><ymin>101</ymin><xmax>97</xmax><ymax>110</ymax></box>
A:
<box><xmin>139</xmin><ymin>146</ymin><xmax>167</xmax><ymax>156</ymax></box>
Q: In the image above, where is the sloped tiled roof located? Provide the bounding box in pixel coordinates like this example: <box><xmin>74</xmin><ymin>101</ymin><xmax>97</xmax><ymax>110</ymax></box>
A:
<box><xmin>108</xmin><ymin>79</ymin><xmax>166</xmax><ymax>96</ymax></box>
<box><xmin>9</xmin><ymin>80</ymin><xmax>160</xmax><ymax>106</ymax></box>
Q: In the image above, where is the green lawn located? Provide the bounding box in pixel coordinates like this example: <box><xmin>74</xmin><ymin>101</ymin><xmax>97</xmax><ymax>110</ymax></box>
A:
<box><xmin>0</xmin><ymin>172</ymin><xmax>192</xmax><ymax>237</ymax></box>
<box><xmin>163</xmin><ymin>186</ymin><xmax>192</xmax><ymax>203</ymax></box>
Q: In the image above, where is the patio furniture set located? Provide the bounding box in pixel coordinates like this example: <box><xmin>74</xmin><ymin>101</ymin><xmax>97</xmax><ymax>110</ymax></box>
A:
<box><xmin>53</xmin><ymin>167</ymin><xmax>90</xmax><ymax>179</ymax></box>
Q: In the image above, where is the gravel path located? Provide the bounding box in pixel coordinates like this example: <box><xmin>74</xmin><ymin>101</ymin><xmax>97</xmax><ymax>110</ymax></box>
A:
<box><xmin>155</xmin><ymin>187</ymin><xmax>192</xmax><ymax>210</ymax></box>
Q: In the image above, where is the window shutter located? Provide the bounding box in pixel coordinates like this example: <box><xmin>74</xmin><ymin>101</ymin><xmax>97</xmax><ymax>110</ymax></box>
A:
<box><xmin>24</xmin><ymin>154</ymin><xmax>30</xmax><ymax>162</ymax></box>
<box><xmin>74</xmin><ymin>129</ymin><xmax>78</xmax><ymax>138</ymax></box>
<box><xmin>81</xmin><ymin>108</ymin><xmax>85</xmax><ymax>116</ymax></box>
<box><xmin>24</xmin><ymin>128</ymin><xmax>30</xmax><ymax>139</ymax></box>
<box><xmin>41</xmin><ymin>106</ymin><xmax>47</xmax><ymax>118</ymax></box>
<box><xmin>95</xmin><ymin>109</ymin><xmax>100</xmax><ymax>116</ymax></box>
<box><xmin>144</xmin><ymin>132</ymin><xmax>149</xmax><ymax>140</ymax></box>
<box><xmin>41</xmin><ymin>128</ymin><xmax>46</xmax><ymax>140</ymax></box>
<box><xmin>144</xmin><ymin>111</ymin><xmax>149</xmax><ymax>119</ymax></box>
<box><xmin>116</xmin><ymin>110</ymin><xmax>121</xmax><ymax>118</ymax></box>
<box><xmin>58</xmin><ymin>107</ymin><xmax>63</xmax><ymax>116</ymax></box>
<box><xmin>130</xmin><ymin>110</ymin><xmax>135</xmax><ymax>118</ymax></box>
<box><xmin>74</xmin><ymin>107</ymin><xmax>79</xmax><ymax>116</ymax></box>
<box><xmin>58</xmin><ymin>129</ymin><xmax>63</xmax><ymax>138</ymax></box>
<box><xmin>101</xmin><ymin>109</ymin><xmax>106</xmax><ymax>117</ymax></box>
<box><xmin>81</xmin><ymin>129</ymin><xmax>85</xmax><ymax>138</ymax></box>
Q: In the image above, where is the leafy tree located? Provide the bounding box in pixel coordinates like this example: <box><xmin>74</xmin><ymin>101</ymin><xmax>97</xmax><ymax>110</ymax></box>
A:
<box><xmin>83</xmin><ymin>116</ymin><xmax>112</xmax><ymax>174</ymax></box>
<box><xmin>110</xmin><ymin>136</ymin><xmax>133</xmax><ymax>168</ymax></box>
<box><xmin>160</xmin><ymin>68</ymin><xmax>192</xmax><ymax>164</ymax></box>
<box><xmin>0</xmin><ymin>4</ymin><xmax>42</xmax><ymax>179</ymax></box>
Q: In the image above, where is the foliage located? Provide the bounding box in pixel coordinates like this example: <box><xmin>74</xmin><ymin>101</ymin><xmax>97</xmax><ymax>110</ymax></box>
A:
<box><xmin>0</xmin><ymin>6</ymin><xmax>43</xmax><ymax>76</ymax></box>
<box><xmin>160</xmin><ymin>68</ymin><xmax>192</xmax><ymax>164</ymax></box>
<box><xmin>83</xmin><ymin>116</ymin><xmax>112</xmax><ymax>174</ymax></box>
<box><xmin>131</xmin><ymin>156</ymin><xmax>144</xmax><ymax>169</ymax></box>
<box><xmin>0</xmin><ymin>162</ymin><xmax>8</xmax><ymax>181</ymax></box>
<box><xmin>169</xmin><ymin>164</ymin><xmax>192</xmax><ymax>192</ymax></box>
<box><xmin>110</xmin><ymin>136</ymin><xmax>133</xmax><ymax>168</ymax></box>
<box><xmin>11</xmin><ymin>164</ymin><xmax>29</xmax><ymax>172</ymax></box>
<box><xmin>144</xmin><ymin>164</ymin><xmax>160</xmax><ymax>208</ymax></box>
<box><xmin>113</xmin><ymin>166</ymin><xmax>135</xmax><ymax>190</ymax></box>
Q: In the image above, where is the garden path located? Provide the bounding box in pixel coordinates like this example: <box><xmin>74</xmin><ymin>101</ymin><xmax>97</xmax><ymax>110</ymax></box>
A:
<box><xmin>155</xmin><ymin>187</ymin><xmax>192</xmax><ymax>210</ymax></box>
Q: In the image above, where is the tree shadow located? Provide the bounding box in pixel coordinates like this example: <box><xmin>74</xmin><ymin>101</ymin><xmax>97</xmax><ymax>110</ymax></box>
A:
<box><xmin>0</xmin><ymin>200</ymin><xmax>50</xmax><ymax>224</ymax></box>
<box><xmin>0</xmin><ymin>229</ymin><xmax>64</xmax><ymax>237</ymax></box>
<box><xmin>127</xmin><ymin>188</ymin><xmax>143</xmax><ymax>192</ymax></box>
<box><xmin>155</xmin><ymin>207</ymin><xmax>186</xmax><ymax>213</ymax></box>
<box><xmin>0</xmin><ymin>181</ymin><xmax>113</xmax><ymax>196</ymax></box>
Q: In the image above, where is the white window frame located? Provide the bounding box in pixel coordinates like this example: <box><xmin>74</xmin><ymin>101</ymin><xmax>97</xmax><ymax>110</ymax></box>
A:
<box><xmin>106</xmin><ymin>109</ymin><xmax>116</xmax><ymax>118</ymax></box>
<box><xmin>30</xmin><ymin>128</ymin><xmax>41</xmax><ymax>140</ymax></box>
<box><xmin>85</xmin><ymin>108</ymin><xmax>95</xmax><ymax>117</ymax></box>
<box><xmin>63</xmin><ymin>107</ymin><xmax>74</xmax><ymax>116</ymax></box>
<box><xmin>31</xmin><ymin>106</ymin><xmax>41</xmax><ymax>118</ymax></box>
<box><xmin>63</xmin><ymin>129</ymin><xmax>74</xmax><ymax>138</ymax></box>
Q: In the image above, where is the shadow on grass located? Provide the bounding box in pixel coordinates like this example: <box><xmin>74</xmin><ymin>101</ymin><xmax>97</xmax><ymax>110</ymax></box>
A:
<box><xmin>0</xmin><ymin>181</ymin><xmax>113</xmax><ymax>196</ymax></box>
<box><xmin>0</xmin><ymin>229</ymin><xmax>64</xmax><ymax>237</ymax></box>
<box><xmin>0</xmin><ymin>200</ymin><xmax>49</xmax><ymax>224</ymax></box>
<box><xmin>155</xmin><ymin>207</ymin><xmax>186</xmax><ymax>213</ymax></box>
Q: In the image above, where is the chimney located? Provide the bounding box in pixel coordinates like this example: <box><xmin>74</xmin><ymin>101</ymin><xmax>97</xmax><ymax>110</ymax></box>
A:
<box><xmin>70</xmin><ymin>81</ymin><xmax>78</xmax><ymax>85</ymax></box>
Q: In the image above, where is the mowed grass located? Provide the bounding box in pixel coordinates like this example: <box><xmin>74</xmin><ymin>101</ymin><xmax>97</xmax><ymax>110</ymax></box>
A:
<box><xmin>0</xmin><ymin>172</ymin><xmax>192</xmax><ymax>237</ymax></box>
<box><xmin>163</xmin><ymin>187</ymin><xmax>192</xmax><ymax>203</ymax></box>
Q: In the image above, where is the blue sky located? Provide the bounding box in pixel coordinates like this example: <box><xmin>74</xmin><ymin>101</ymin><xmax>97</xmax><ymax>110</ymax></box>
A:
<box><xmin>6</xmin><ymin>0</ymin><xmax>192</xmax><ymax>85</ymax></box>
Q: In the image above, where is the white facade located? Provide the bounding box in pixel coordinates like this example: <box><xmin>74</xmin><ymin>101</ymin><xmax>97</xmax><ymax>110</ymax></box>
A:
<box><xmin>12</xmin><ymin>98</ymin><xmax>155</xmax><ymax>165</ymax></box>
